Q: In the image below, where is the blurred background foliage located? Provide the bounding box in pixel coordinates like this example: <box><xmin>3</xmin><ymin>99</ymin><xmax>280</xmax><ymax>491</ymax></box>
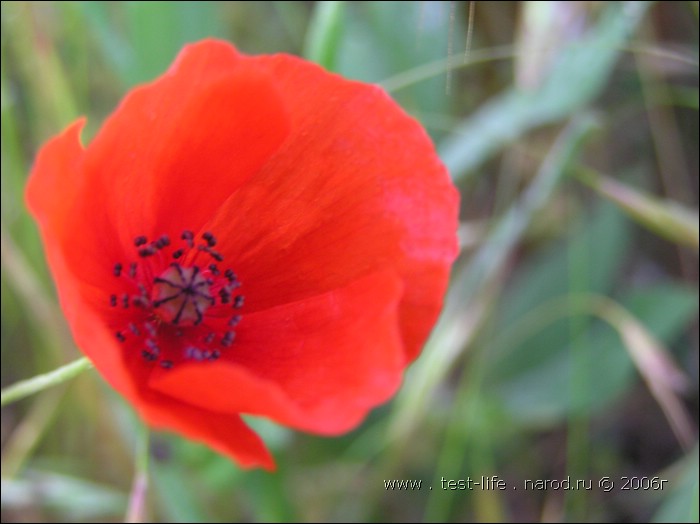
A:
<box><xmin>1</xmin><ymin>1</ymin><xmax>698</xmax><ymax>522</ymax></box>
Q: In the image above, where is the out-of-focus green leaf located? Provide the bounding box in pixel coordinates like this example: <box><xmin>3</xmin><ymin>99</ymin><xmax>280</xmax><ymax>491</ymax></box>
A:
<box><xmin>1</xmin><ymin>69</ymin><xmax>28</xmax><ymax>225</ymax></box>
<box><xmin>1</xmin><ymin>3</ymin><xmax>79</xmax><ymax>137</ymax></box>
<box><xmin>515</xmin><ymin>2</ymin><xmax>592</xmax><ymax>91</ymax></box>
<box><xmin>79</xmin><ymin>1</ymin><xmax>225</xmax><ymax>86</ymax></box>
<box><xmin>490</xmin><ymin>283</ymin><xmax>698</xmax><ymax>424</ymax></box>
<box><xmin>449</xmin><ymin>114</ymin><xmax>601</xmax><ymax>315</ymax></box>
<box><xmin>303</xmin><ymin>1</ymin><xmax>345</xmax><ymax>71</ymax></box>
<box><xmin>126</xmin><ymin>1</ymin><xmax>225</xmax><ymax>85</ymax></box>
<box><xmin>653</xmin><ymin>448</ymin><xmax>700</xmax><ymax>523</ymax></box>
<box><xmin>491</xmin><ymin>202</ymin><xmax>630</xmax><ymax>381</ymax></box>
<box><xmin>576</xmin><ymin>166</ymin><xmax>699</xmax><ymax>249</ymax></box>
<box><xmin>483</xmin><ymin>197</ymin><xmax>694</xmax><ymax>425</ymax></box>
<box><xmin>243</xmin><ymin>468</ymin><xmax>299</xmax><ymax>522</ymax></box>
<box><xmin>336</xmin><ymin>1</ymin><xmax>458</xmax><ymax>127</ymax></box>
<box><xmin>440</xmin><ymin>1</ymin><xmax>650</xmax><ymax>181</ymax></box>
<box><xmin>1</xmin><ymin>470</ymin><xmax>127</xmax><ymax>520</ymax></box>
<box><xmin>150</xmin><ymin>461</ymin><xmax>213</xmax><ymax>523</ymax></box>
<box><xmin>77</xmin><ymin>2</ymin><xmax>131</xmax><ymax>86</ymax></box>
<box><xmin>272</xmin><ymin>1</ymin><xmax>308</xmax><ymax>50</ymax></box>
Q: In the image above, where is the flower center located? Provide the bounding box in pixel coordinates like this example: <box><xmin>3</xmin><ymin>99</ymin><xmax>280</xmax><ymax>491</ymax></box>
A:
<box><xmin>109</xmin><ymin>230</ymin><xmax>244</xmax><ymax>369</ymax></box>
<box><xmin>152</xmin><ymin>265</ymin><xmax>214</xmax><ymax>326</ymax></box>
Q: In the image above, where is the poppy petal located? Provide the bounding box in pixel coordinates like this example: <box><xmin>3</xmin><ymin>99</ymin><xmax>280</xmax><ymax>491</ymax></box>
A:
<box><xmin>138</xmin><ymin>396</ymin><xmax>274</xmax><ymax>470</ymax></box>
<box><xmin>148</xmin><ymin>271</ymin><xmax>405</xmax><ymax>433</ymax></box>
<box><xmin>202</xmin><ymin>53</ymin><xmax>458</xmax><ymax>361</ymax></box>
<box><xmin>60</xmin><ymin>42</ymin><xmax>291</xmax><ymax>290</ymax></box>
<box><xmin>26</xmin><ymin>119</ymin><xmax>86</xmax><ymax>236</ymax></box>
<box><xmin>251</xmin><ymin>53</ymin><xmax>458</xmax><ymax>362</ymax></box>
<box><xmin>25</xmin><ymin>119</ymin><xmax>140</xmax><ymax>399</ymax></box>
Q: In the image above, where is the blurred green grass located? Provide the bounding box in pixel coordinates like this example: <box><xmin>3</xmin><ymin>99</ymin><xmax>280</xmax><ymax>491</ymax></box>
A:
<box><xmin>1</xmin><ymin>1</ymin><xmax>698</xmax><ymax>522</ymax></box>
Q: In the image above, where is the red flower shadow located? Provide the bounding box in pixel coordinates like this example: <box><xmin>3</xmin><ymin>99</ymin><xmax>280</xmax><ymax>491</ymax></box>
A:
<box><xmin>26</xmin><ymin>40</ymin><xmax>459</xmax><ymax>469</ymax></box>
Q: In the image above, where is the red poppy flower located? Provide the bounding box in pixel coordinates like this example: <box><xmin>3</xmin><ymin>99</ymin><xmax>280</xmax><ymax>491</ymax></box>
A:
<box><xmin>26</xmin><ymin>39</ymin><xmax>459</xmax><ymax>469</ymax></box>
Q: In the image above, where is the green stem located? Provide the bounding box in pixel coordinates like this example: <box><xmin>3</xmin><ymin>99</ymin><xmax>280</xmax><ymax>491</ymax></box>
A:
<box><xmin>126</xmin><ymin>426</ymin><xmax>150</xmax><ymax>523</ymax></box>
<box><xmin>303</xmin><ymin>1</ymin><xmax>345</xmax><ymax>71</ymax></box>
<box><xmin>565</xmin><ymin>201</ymin><xmax>591</xmax><ymax>521</ymax></box>
<box><xmin>0</xmin><ymin>357</ymin><xmax>92</xmax><ymax>407</ymax></box>
<box><xmin>380</xmin><ymin>45</ymin><xmax>515</xmax><ymax>93</ymax></box>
